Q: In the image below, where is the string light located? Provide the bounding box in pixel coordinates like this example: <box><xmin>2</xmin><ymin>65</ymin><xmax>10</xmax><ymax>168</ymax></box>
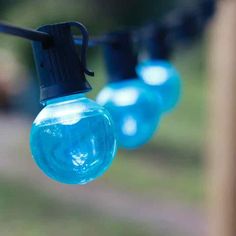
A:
<box><xmin>0</xmin><ymin>0</ymin><xmax>215</xmax><ymax>183</ymax></box>
<box><xmin>96</xmin><ymin>32</ymin><xmax>162</xmax><ymax>149</ymax></box>
<box><xmin>136</xmin><ymin>24</ymin><xmax>181</xmax><ymax>113</ymax></box>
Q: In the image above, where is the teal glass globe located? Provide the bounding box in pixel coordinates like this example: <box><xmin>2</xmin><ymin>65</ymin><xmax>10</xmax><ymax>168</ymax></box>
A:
<box><xmin>30</xmin><ymin>93</ymin><xmax>117</xmax><ymax>184</ymax></box>
<box><xmin>136</xmin><ymin>60</ymin><xmax>181</xmax><ymax>113</ymax></box>
<box><xmin>96</xmin><ymin>79</ymin><xmax>162</xmax><ymax>149</ymax></box>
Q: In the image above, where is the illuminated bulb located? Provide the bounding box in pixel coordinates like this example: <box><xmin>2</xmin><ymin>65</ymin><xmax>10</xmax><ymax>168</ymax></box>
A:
<box><xmin>136</xmin><ymin>60</ymin><xmax>181</xmax><ymax>112</ymax></box>
<box><xmin>30</xmin><ymin>93</ymin><xmax>117</xmax><ymax>184</ymax></box>
<box><xmin>97</xmin><ymin>79</ymin><xmax>162</xmax><ymax>149</ymax></box>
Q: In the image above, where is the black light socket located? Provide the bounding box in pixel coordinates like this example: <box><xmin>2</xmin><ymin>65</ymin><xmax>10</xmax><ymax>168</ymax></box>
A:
<box><xmin>32</xmin><ymin>22</ymin><xmax>92</xmax><ymax>103</ymax></box>
<box><xmin>142</xmin><ymin>24</ymin><xmax>172</xmax><ymax>61</ymax></box>
<box><xmin>103</xmin><ymin>31</ymin><xmax>138</xmax><ymax>83</ymax></box>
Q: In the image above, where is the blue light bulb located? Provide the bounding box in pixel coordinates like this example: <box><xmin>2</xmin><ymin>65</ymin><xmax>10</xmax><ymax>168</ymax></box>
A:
<box><xmin>30</xmin><ymin>93</ymin><xmax>117</xmax><ymax>184</ymax></box>
<box><xmin>136</xmin><ymin>60</ymin><xmax>181</xmax><ymax>113</ymax></box>
<box><xmin>96</xmin><ymin>79</ymin><xmax>162</xmax><ymax>149</ymax></box>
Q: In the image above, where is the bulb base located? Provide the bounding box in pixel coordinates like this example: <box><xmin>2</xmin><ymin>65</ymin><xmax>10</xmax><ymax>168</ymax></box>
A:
<box><xmin>32</xmin><ymin>22</ymin><xmax>92</xmax><ymax>103</ymax></box>
<box><xmin>103</xmin><ymin>31</ymin><xmax>137</xmax><ymax>83</ymax></box>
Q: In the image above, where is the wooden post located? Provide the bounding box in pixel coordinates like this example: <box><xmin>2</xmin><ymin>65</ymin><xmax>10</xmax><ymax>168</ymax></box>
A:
<box><xmin>207</xmin><ymin>1</ymin><xmax>236</xmax><ymax>236</ymax></box>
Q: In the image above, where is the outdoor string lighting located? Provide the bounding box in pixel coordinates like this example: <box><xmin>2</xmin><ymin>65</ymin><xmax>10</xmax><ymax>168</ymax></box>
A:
<box><xmin>0</xmin><ymin>0</ymin><xmax>215</xmax><ymax>184</ymax></box>
<box><xmin>96</xmin><ymin>31</ymin><xmax>162</xmax><ymax>149</ymax></box>
<box><xmin>136</xmin><ymin>24</ymin><xmax>181</xmax><ymax>113</ymax></box>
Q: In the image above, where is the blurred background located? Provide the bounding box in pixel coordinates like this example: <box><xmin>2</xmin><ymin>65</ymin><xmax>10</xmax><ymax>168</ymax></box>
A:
<box><xmin>0</xmin><ymin>0</ymin><xmax>212</xmax><ymax>235</ymax></box>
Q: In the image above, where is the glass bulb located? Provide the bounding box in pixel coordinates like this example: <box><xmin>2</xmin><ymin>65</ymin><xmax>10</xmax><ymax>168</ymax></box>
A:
<box><xmin>136</xmin><ymin>60</ymin><xmax>181</xmax><ymax>113</ymax></box>
<box><xmin>96</xmin><ymin>79</ymin><xmax>162</xmax><ymax>149</ymax></box>
<box><xmin>30</xmin><ymin>93</ymin><xmax>117</xmax><ymax>184</ymax></box>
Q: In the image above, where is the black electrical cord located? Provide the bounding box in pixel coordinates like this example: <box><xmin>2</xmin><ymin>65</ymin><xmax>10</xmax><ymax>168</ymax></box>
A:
<box><xmin>0</xmin><ymin>22</ymin><xmax>51</xmax><ymax>43</ymax></box>
<box><xmin>74</xmin><ymin>35</ymin><xmax>107</xmax><ymax>46</ymax></box>
<box><xmin>0</xmin><ymin>0</ymin><xmax>216</xmax><ymax>50</ymax></box>
<box><xmin>74</xmin><ymin>0</ymin><xmax>215</xmax><ymax>47</ymax></box>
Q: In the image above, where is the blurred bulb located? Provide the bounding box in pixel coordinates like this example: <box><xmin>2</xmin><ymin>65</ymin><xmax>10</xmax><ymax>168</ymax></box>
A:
<box><xmin>96</xmin><ymin>79</ymin><xmax>162</xmax><ymax>149</ymax></box>
<box><xmin>136</xmin><ymin>60</ymin><xmax>181</xmax><ymax>113</ymax></box>
<box><xmin>30</xmin><ymin>93</ymin><xmax>117</xmax><ymax>184</ymax></box>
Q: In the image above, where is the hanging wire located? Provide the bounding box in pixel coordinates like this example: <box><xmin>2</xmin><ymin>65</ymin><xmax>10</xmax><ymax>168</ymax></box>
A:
<box><xmin>74</xmin><ymin>0</ymin><xmax>215</xmax><ymax>48</ymax></box>
<box><xmin>0</xmin><ymin>21</ymin><xmax>52</xmax><ymax>43</ymax></box>
<box><xmin>0</xmin><ymin>0</ymin><xmax>216</xmax><ymax>50</ymax></box>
